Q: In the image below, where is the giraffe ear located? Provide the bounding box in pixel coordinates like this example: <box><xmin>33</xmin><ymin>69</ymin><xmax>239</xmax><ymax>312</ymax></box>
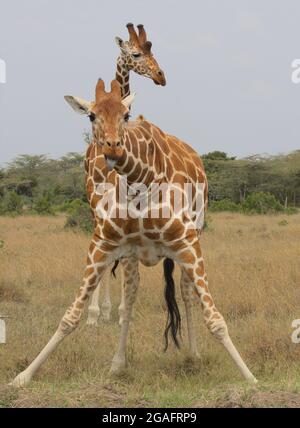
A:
<box><xmin>122</xmin><ymin>93</ymin><xmax>136</xmax><ymax>109</ymax></box>
<box><xmin>64</xmin><ymin>96</ymin><xmax>92</xmax><ymax>115</ymax></box>
<box><xmin>115</xmin><ymin>37</ymin><xmax>125</xmax><ymax>49</ymax></box>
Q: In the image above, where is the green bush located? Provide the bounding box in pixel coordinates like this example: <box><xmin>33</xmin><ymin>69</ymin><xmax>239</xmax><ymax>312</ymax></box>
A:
<box><xmin>64</xmin><ymin>200</ymin><xmax>93</xmax><ymax>233</ymax></box>
<box><xmin>33</xmin><ymin>195</ymin><xmax>54</xmax><ymax>214</ymax></box>
<box><xmin>66</xmin><ymin>199</ymin><xmax>87</xmax><ymax>212</ymax></box>
<box><xmin>0</xmin><ymin>191</ymin><xmax>23</xmax><ymax>215</ymax></box>
<box><xmin>242</xmin><ymin>192</ymin><xmax>283</xmax><ymax>214</ymax></box>
<box><xmin>209</xmin><ymin>199</ymin><xmax>240</xmax><ymax>212</ymax></box>
<box><xmin>284</xmin><ymin>207</ymin><xmax>298</xmax><ymax>215</ymax></box>
<box><xmin>278</xmin><ymin>219</ymin><xmax>288</xmax><ymax>226</ymax></box>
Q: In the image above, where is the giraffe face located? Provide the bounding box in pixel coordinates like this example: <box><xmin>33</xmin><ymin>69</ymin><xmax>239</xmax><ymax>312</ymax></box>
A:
<box><xmin>64</xmin><ymin>80</ymin><xmax>135</xmax><ymax>171</ymax></box>
<box><xmin>89</xmin><ymin>97</ymin><xmax>129</xmax><ymax>167</ymax></box>
<box><xmin>115</xmin><ymin>24</ymin><xmax>166</xmax><ymax>86</ymax></box>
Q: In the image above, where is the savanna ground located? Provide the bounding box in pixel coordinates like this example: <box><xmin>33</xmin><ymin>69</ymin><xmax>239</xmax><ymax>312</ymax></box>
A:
<box><xmin>0</xmin><ymin>213</ymin><xmax>300</xmax><ymax>408</ymax></box>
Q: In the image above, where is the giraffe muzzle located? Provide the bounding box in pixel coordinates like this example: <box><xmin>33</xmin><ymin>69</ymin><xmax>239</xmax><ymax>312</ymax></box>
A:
<box><xmin>104</xmin><ymin>155</ymin><xmax>118</xmax><ymax>171</ymax></box>
<box><xmin>103</xmin><ymin>143</ymin><xmax>123</xmax><ymax>171</ymax></box>
<box><xmin>153</xmin><ymin>69</ymin><xmax>166</xmax><ymax>86</ymax></box>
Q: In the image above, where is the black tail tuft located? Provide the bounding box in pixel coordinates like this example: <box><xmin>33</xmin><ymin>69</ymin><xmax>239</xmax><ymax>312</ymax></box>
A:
<box><xmin>111</xmin><ymin>260</ymin><xmax>119</xmax><ymax>278</ymax></box>
<box><xmin>163</xmin><ymin>258</ymin><xmax>181</xmax><ymax>351</ymax></box>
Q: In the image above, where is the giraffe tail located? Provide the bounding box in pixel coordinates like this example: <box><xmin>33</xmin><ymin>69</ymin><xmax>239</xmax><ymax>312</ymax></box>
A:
<box><xmin>111</xmin><ymin>260</ymin><xmax>119</xmax><ymax>278</ymax></box>
<box><xmin>163</xmin><ymin>258</ymin><xmax>181</xmax><ymax>351</ymax></box>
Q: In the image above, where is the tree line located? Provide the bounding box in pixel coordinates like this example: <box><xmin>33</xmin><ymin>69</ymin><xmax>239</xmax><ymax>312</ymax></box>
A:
<box><xmin>0</xmin><ymin>149</ymin><xmax>299</xmax><ymax>223</ymax></box>
<box><xmin>203</xmin><ymin>150</ymin><xmax>300</xmax><ymax>202</ymax></box>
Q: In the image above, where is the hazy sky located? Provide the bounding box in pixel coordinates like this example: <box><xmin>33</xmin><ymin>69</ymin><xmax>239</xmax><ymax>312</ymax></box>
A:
<box><xmin>1</xmin><ymin>0</ymin><xmax>300</xmax><ymax>165</ymax></box>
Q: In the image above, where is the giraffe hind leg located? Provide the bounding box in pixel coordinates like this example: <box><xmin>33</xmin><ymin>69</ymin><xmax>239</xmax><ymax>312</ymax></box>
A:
<box><xmin>101</xmin><ymin>269</ymin><xmax>112</xmax><ymax>321</ymax></box>
<box><xmin>118</xmin><ymin>265</ymin><xmax>126</xmax><ymax>326</ymax></box>
<box><xmin>180</xmin><ymin>269</ymin><xmax>199</xmax><ymax>358</ymax></box>
<box><xmin>178</xmin><ymin>241</ymin><xmax>257</xmax><ymax>383</ymax></box>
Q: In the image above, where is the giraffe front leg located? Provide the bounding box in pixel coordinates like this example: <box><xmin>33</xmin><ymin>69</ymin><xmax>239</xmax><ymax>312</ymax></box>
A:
<box><xmin>11</xmin><ymin>242</ymin><xmax>109</xmax><ymax>387</ymax></box>
<box><xmin>110</xmin><ymin>258</ymin><xmax>139</xmax><ymax>374</ymax></box>
<box><xmin>177</xmin><ymin>241</ymin><xmax>257</xmax><ymax>383</ymax></box>
<box><xmin>87</xmin><ymin>281</ymin><xmax>101</xmax><ymax>326</ymax></box>
<box><xmin>180</xmin><ymin>270</ymin><xmax>199</xmax><ymax>358</ymax></box>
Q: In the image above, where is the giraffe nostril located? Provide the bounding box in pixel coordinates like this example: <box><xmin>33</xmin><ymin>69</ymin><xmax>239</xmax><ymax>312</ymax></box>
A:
<box><xmin>157</xmin><ymin>70</ymin><xmax>163</xmax><ymax>77</ymax></box>
<box><xmin>116</xmin><ymin>142</ymin><xmax>121</xmax><ymax>147</ymax></box>
<box><xmin>107</xmin><ymin>142</ymin><xmax>111</xmax><ymax>147</ymax></box>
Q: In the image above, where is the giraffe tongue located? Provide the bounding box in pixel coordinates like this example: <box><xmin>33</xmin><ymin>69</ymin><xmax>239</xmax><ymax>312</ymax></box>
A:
<box><xmin>105</xmin><ymin>156</ymin><xmax>117</xmax><ymax>171</ymax></box>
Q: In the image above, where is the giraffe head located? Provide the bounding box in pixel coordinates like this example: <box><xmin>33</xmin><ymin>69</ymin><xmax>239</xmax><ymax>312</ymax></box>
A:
<box><xmin>64</xmin><ymin>79</ymin><xmax>134</xmax><ymax>170</ymax></box>
<box><xmin>115</xmin><ymin>23</ymin><xmax>166</xmax><ymax>86</ymax></box>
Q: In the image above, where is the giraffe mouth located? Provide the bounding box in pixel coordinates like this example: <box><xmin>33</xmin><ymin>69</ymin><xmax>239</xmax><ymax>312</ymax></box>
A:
<box><xmin>153</xmin><ymin>77</ymin><xmax>166</xmax><ymax>86</ymax></box>
<box><xmin>104</xmin><ymin>155</ymin><xmax>117</xmax><ymax>171</ymax></box>
<box><xmin>145</xmin><ymin>74</ymin><xmax>166</xmax><ymax>86</ymax></box>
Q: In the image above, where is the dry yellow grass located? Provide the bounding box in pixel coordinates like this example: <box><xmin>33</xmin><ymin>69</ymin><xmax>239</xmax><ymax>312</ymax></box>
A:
<box><xmin>0</xmin><ymin>213</ymin><xmax>300</xmax><ymax>407</ymax></box>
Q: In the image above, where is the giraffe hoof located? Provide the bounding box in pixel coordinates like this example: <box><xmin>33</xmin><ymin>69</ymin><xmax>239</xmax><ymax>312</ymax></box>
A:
<box><xmin>101</xmin><ymin>304</ymin><xmax>112</xmax><ymax>322</ymax></box>
<box><xmin>119</xmin><ymin>313</ymin><xmax>133</xmax><ymax>326</ymax></box>
<box><xmin>248</xmin><ymin>376</ymin><xmax>258</xmax><ymax>384</ymax></box>
<box><xmin>190</xmin><ymin>351</ymin><xmax>201</xmax><ymax>360</ymax></box>
<box><xmin>86</xmin><ymin>308</ymin><xmax>100</xmax><ymax>325</ymax></box>
<box><xmin>86</xmin><ymin>318</ymin><xmax>99</xmax><ymax>326</ymax></box>
<box><xmin>10</xmin><ymin>371</ymin><xmax>32</xmax><ymax>388</ymax></box>
<box><xmin>101</xmin><ymin>312</ymin><xmax>111</xmax><ymax>322</ymax></box>
<box><xmin>109</xmin><ymin>356</ymin><xmax>126</xmax><ymax>374</ymax></box>
<box><xmin>184</xmin><ymin>351</ymin><xmax>200</xmax><ymax>364</ymax></box>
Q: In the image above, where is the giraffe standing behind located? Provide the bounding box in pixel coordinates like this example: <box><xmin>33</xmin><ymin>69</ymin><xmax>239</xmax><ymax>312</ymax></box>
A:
<box><xmin>12</xmin><ymin>80</ymin><xmax>257</xmax><ymax>386</ymax></box>
<box><xmin>86</xmin><ymin>24</ymin><xmax>166</xmax><ymax>326</ymax></box>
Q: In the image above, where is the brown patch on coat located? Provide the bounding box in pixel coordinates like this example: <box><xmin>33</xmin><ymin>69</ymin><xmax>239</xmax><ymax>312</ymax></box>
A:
<box><xmin>179</xmin><ymin>250</ymin><xmax>196</xmax><ymax>265</ymax></box>
<box><xmin>203</xmin><ymin>295</ymin><xmax>213</xmax><ymax>307</ymax></box>
<box><xmin>102</xmin><ymin>221</ymin><xmax>122</xmax><ymax>241</ymax></box>
<box><xmin>163</xmin><ymin>219</ymin><xmax>185</xmax><ymax>241</ymax></box>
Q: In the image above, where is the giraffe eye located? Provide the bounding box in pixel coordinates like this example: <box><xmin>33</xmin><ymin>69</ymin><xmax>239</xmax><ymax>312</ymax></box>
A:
<box><xmin>124</xmin><ymin>113</ymin><xmax>131</xmax><ymax>122</ymax></box>
<box><xmin>132</xmin><ymin>53</ymin><xmax>141</xmax><ymax>59</ymax></box>
<box><xmin>88</xmin><ymin>113</ymin><xmax>96</xmax><ymax>122</ymax></box>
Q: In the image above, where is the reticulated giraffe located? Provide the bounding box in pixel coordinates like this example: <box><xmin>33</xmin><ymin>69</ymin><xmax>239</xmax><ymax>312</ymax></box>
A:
<box><xmin>12</xmin><ymin>79</ymin><xmax>256</xmax><ymax>386</ymax></box>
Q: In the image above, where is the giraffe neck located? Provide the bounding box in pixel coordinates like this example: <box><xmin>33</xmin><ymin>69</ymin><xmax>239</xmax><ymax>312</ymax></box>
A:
<box><xmin>116</xmin><ymin>55</ymin><xmax>130</xmax><ymax>99</ymax></box>
<box><xmin>115</xmin><ymin>126</ymin><xmax>166</xmax><ymax>186</ymax></box>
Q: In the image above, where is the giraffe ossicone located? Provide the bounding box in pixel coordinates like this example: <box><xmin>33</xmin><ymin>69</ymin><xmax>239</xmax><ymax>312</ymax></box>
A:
<box><xmin>11</xmin><ymin>79</ymin><xmax>257</xmax><ymax>387</ymax></box>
